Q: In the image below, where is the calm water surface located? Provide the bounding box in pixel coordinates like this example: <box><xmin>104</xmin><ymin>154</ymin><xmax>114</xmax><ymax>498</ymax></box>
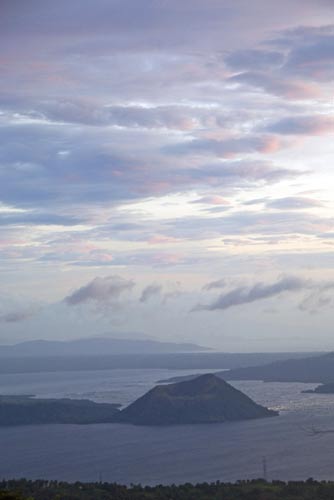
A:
<box><xmin>1</xmin><ymin>368</ymin><xmax>334</xmax><ymax>485</ymax></box>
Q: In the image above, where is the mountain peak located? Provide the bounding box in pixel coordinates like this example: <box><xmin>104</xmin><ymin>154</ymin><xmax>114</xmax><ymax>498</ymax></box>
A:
<box><xmin>117</xmin><ymin>373</ymin><xmax>278</xmax><ymax>425</ymax></box>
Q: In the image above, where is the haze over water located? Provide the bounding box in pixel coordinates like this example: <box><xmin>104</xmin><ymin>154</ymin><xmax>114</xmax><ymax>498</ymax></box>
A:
<box><xmin>2</xmin><ymin>368</ymin><xmax>334</xmax><ymax>485</ymax></box>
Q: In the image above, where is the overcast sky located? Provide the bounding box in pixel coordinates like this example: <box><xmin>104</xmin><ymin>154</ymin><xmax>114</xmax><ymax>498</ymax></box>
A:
<box><xmin>0</xmin><ymin>0</ymin><xmax>333</xmax><ymax>350</ymax></box>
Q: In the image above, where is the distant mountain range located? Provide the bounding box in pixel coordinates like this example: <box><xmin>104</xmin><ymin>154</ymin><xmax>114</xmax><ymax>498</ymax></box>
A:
<box><xmin>0</xmin><ymin>337</ymin><xmax>210</xmax><ymax>357</ymax></box>
<box><xmin>0</xmin><ymin>347</ymin><xmax>320</xmax><ymax>375</ymax></box>
<box><xmin>159</xmin><ymin>351</ymin><xmax>332</xmax><ymax>385</ymax></box>
<box><xmin>222</xmin><ymin>352</ymin><xmax>334</xmax><ymax>383</ymax></box>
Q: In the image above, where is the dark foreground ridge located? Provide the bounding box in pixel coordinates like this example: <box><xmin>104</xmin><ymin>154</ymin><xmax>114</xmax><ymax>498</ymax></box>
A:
<box><xmin>1</xmin><ymin>478</ymin><xmax>333</xmax><ymax>500</ymax></box>
<box><xmin>116</xmin><ymin>373</ymin><xmax>277</xmax><ymax>425</ymax></box>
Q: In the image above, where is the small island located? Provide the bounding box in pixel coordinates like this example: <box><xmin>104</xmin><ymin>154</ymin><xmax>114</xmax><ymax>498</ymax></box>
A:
<box><xmin>116</xmin><ymin>373</ymin><xmax>278</xmax><ymax>425</ymax></box>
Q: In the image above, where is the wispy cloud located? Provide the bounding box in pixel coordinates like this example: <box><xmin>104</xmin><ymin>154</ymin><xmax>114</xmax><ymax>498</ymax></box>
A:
<box><xmin>195</xmin><ymin>275</ymin><xmax>334</xmax><ymax>313</ymax></box>
<box><xmin>168</xmin><ymin>135</ymin><xmax>284</xmax><ymax>158</ymax></box>
<box><xmin>194</xmin><ymin>276</ymin><xmax>309</xmax><ymax>311</ymax></box>
<box><xmin>266</xmin><ymin>196</ymin><xmax>322</xmax><ymax>210</ymax></box>
<box><xmin>0</xmin><ymin>310</ymin><xmax>35</xmax><ymax>323</ymax></box>
<box><xmin>140</xmin><ymin>284</ymin><xmax>162</xmax><ymax>303</ymax></box>
<box><xmin>65</xmin><ymin>276</ymin><xmax>135</xmax><ymax>306</ymax></box>
<box><xmin>203</xmin><ymin>279</ymin><xmax>227</xmax><ymax>291</ymax></box>
<box><xmin>264</xmin><ymin>115</ymin><xmax>334</xmax><ymax>135</ymax></box>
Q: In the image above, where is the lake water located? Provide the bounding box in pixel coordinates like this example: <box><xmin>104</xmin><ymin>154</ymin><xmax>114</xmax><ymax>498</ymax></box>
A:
<box><xmin>1</xmin><ymin>368</ymin><xmax>334</xmax><ymax>485</ymax></box>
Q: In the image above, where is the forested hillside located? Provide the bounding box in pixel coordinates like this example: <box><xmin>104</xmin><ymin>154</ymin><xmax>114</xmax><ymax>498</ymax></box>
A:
<box><xmin>1</xmin><ymin>478</ymin><xmax>333</xmax><ymax>500</ymax></box>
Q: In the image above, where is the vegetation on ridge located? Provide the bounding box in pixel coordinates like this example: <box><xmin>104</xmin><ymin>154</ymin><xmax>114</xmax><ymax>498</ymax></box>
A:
<box><xmin>1</xmin><ymin>478</ymin><xmax>334</xmax><ymax>500</ymax></box>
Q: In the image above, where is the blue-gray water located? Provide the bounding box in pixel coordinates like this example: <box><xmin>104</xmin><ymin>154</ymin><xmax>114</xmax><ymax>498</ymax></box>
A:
<box><xmin>1</xmin><ymin>368</ymin><xmax>334</xmax><ymax>485</ymax></box>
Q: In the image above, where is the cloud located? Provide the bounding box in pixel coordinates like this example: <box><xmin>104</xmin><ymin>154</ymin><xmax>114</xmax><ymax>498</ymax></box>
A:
<box><xmin>7</xmin><ymin>100</ymin><xmax>211</xmax><ymax>130</ymax></box>
<box><xmin>196</xmin><ymin>274</ymin><xmax>334</xmax><ymax>313</ymax></box>
<box><xmin>299</xmin><ymin>291</ymin><xmax>333</xmax><ymax>313</ymax></box>
<box><xmin>1</xmin><ymin>0</ymin><xmax>318</xmax><ymax>53</ymax></box>
<box><xmin>147</xmin><ymin>234</ymin><xmax>181</xmax><ymax>245</ymax></box>
<box><xmin>65</xmin><ymin>275</ymin><xmax>135</xmax><ymax>305</ymax></box>
<box><xmin>168</xmin><ymin>135</ymin><xmax>283</xmax><ymax>158</ymax></box>
<box><xmin>154</xmin><ymin>160</ymin><xmax>299</xmax><ymax>196</ymax></box>
<box><xmin>203</xmin><ymin>278</ymin><xmax>226</xmax><ymax>290</ymax></box>
<box><xmin>225</xmin><ymin>49</ymin><xmax>284</xmax><ymax>71</ymax></box>
<box><xmin>228</xmin><ymin>71</ymin><xmax>320</xmax><ymax>99</ymax></box>
<box><xmin>0</xmin><ymin>116</ymin><xmax>298</xmax><ymax>220</ymax></box>
<box><xmin>0</xmin><ymin>212</ymin><xmax>83</xmax><ymax>227</ymax></box>
<box><xmin>0</xmin><ymin>0</ymin><xmax>333</xmax><ymax>352</ymax></box>
<box><xmin>319</xmin><ymin>232</ymin><xmax>334</xmax><ymax>239</ymax></box>
<box><xmin>194</xmin><ymin>276</ymin><xmax>309</xmax><ymax>311</ymax></box>
<box><xmin>192</xmin><ymin>195</ymin><xmax>230</xmax><ymax>206</ymax></box>
<box><xmin>225</xmin><ymin>26</ymin><xmax>334</xmax><ymax>99</ymax></box>
<box><xmin>0</xmin><ymin>299</ymin><xmax>42</xmax><ymax>324</ymax></box>
<box><xmin>264</xmin><ymin>115</ymin><xmax>334</xmax><ymax>135</ymax></box>
<box><xmin>0</xmin><ymin>310</ymin><xmax>35</xmax><ymax>323</ymax></box>
<box><xmin>281</xmin><ymin>27</ymin><xmax>334</xmax><ymax>81</ymax></box>
<box><xmin>266</xmin><ymin>196</ymin><xmax>322</xmax><ymax>210</ymax></box>
<box><xmin>164</xmin><ymin>207</ymin><xmax>332</xmax><ymax>241</ymax></box>
<box><xmin>140</xmin><ymin>284</ymin><xmax>162</xmax><ymax>303</ymax></box>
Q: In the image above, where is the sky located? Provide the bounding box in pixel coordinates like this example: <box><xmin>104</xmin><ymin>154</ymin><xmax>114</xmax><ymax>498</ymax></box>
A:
<box><xmin>0</xmin><ymin>0</ymin><xmax>333</xmax><ymax>351</ymax></box>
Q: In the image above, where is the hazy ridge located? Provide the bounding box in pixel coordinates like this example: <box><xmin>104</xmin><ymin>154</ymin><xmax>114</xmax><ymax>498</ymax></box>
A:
<box><xmin>0</xmin><ymin>351</ymin><xmax>318</xmax><ymax>374</ymax></box>
<box><xmin>0</xmin><ymin>337</ymin><xmax>209</xmax><ymax>357</ymax></box>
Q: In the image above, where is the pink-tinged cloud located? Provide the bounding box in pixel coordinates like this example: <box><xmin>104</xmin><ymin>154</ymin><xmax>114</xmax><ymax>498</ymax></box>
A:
<box><xmin>169</xmin><ymin>134</ymin><xmax>285</xmax><ymax>158</ymax></box>
<box><xmin>256</xmin><ymin>136</ymin><xmax>282</xmax><ymax>154</ymax></box>
<box><xmin>229</xmin><ymin>72</ymin><xmax>321</xmax><ymax>99</ymax></box>
<box><xmin>152</xmin><ymin>253</ymin><xmax>185</xmax><ymax>265</ymax></box>
<box><xmin>281</xmin><ymin>81</ymin><xmax>321</xmax><ymax>99</ymax></box>
<box><xmin>89</xmin><ymin>250</ymin><xmax>114</xmax><ymax>263</ymax></box>
<box><xmin>148</xmin><ymin>235</ymin><xmax>181</xmax><ymax>245</ymax></box>
<box><xmin>192</xmin><ymin>195</ymin><xmax>231</xmax><ymax>205</ymax></box>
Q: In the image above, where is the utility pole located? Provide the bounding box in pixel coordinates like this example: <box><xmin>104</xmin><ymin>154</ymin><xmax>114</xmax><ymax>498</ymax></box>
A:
<box><xmin>262</xmin><ymin>456</ymin><xmax>267</xmax><ymax>481</ymax></box>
